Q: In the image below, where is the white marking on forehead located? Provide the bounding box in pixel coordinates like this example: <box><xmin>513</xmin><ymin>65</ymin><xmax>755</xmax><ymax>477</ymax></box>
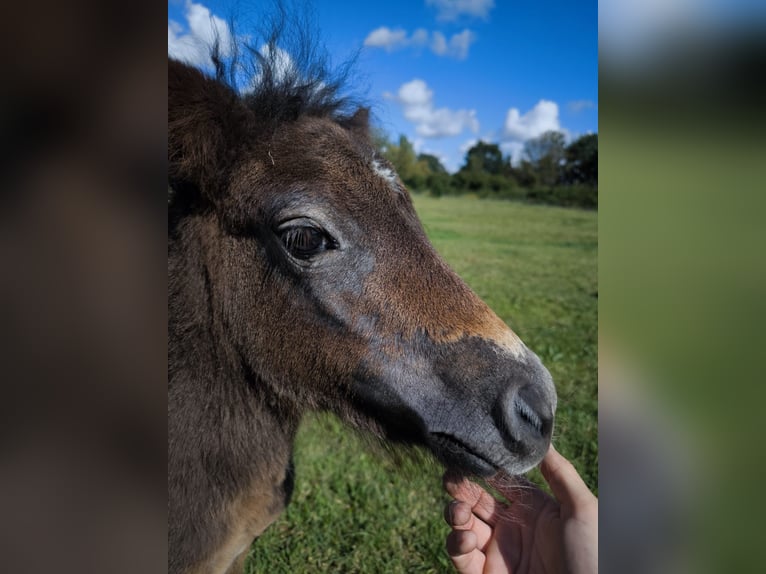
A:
<box><xmin>371</xmin><ymin>158</ymin><xmax>401</xmax><ymax>192</ymax></box>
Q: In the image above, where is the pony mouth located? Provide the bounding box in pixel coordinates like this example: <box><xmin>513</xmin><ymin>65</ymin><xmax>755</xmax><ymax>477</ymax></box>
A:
<box><xmin>429</xmin><ymin>432</ymin><xmax>499</xmax><ymax>477</ymax></box>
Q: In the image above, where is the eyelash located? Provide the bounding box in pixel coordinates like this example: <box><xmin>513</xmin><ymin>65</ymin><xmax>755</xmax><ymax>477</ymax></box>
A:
<box><xmin>279</xmin><ymin>225</ymin><xmax>336</xmax><ymax>259</ymax></box>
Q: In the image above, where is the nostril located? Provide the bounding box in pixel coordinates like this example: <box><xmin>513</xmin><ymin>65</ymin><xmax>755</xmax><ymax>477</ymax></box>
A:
<box><xmin>495</xmin><ymin>383</ymin><xmax>553</xmax><ymax>445</ymax></box>
<box><xmin>514</xmin><ymin>396</ymin><xmax>543</xmax><ymax>435</ymax></box>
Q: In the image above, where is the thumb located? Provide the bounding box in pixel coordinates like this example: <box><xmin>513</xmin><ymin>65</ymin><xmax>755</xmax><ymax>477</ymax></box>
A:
<box><xmin>540</xmin><ymin>444</ymin><xmax>594</xmax><ymax>510</ymax></box>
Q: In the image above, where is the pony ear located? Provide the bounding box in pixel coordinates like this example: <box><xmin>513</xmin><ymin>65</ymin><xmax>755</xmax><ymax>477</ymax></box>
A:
<box><xmin>342</xmin><ymin>107</ymin><xmax>370</xmax><ymax>140</ymax></box>
<box><xmin>168</xmin><ymin>59</ymin><xmax>248</xmax><ymax>205</ymax></box>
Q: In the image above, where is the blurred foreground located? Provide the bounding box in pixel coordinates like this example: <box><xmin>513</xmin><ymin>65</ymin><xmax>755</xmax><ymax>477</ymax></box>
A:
<box><xmin>600</xmin><ymin>0</ymin><xmax>765</xmax><ymax>572</ymax></box>
<box><xmin>1</xmin><ymin>2</ymin><xmax>167</xmax><ymax>573</ymax></box>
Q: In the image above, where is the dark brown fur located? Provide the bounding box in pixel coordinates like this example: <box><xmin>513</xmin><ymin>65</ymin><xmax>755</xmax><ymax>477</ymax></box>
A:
<box><xmin>169</xmin><ymin>40</ymin><xmax>556</xmax><ymax>573</ymax></box>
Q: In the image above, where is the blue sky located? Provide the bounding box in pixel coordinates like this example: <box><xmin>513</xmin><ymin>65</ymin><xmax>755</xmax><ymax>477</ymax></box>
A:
<box><xmin>169</xmin><ymin>0</ymin><xmax>597</xmax><ymax>172</ymax></box>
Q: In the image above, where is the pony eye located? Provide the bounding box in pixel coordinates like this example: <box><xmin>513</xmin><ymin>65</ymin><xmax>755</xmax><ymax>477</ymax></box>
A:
<box><xmin>279</xmin><ymin>225</ymin><xmax>334</xmax><ymax>259</ymax></box>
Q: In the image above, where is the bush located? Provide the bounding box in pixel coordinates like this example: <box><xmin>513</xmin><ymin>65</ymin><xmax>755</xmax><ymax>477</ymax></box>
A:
<box><xmin>525</xmin><ymin>185</ymin><xmax>597</xmax><ymax>209</ymax></box>
<box><xmin>453</xmin><ymin>172</ymin><xmax>522</xmax><ymax>197</ymax></box>
<box><xmin>425</xmin><ymin>172</ymin><xmax>453</xmax><ymax>197</ymax></box>
<box><xmin>453</xmin><ymin>170</ymin><xmax>489</xmax><ymax>192</ymax></box>
<box><xmin>408</xmin><ymin>171</ymin><xmax>597</xmax><ymax>209</ymax></box>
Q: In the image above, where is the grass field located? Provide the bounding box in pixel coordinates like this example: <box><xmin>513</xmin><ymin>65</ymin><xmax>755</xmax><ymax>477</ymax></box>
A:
<box><xmin>246</xmin><ymin>195</ymin><xmax>598</xmax><ymax>573</ymax></box>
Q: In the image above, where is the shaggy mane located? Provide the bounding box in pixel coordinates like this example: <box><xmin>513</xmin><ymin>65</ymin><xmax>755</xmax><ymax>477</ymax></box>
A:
<box><xmin>209</xmin><ymin>5</ymin><xmax>361</xmax><ymax>130</ymax></box>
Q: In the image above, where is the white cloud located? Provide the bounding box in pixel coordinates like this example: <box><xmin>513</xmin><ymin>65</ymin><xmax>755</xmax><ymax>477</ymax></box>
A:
<box><xmin>237</xmin><ymin>44</ymin><xmax>300</xmax><ymax>94</ymax></box>
<box><xmin>398</xmin><ymin>79</ymin><xmax>433</xmax><ymax>107</ymax></box>
<box><xmin>427</xmin><ymin>0</ymin><xmax>495</xmax><ymax>21</ymax></box>
<box><xmin>567</xmin><ymin>99</ymin><xmax>597</xmax><ymax>113</ymax></box>
<box><xmin>364</xmin><ymin>27</ymin><xmax>476</xmax><ymax>59</ymax></box>
<box><xmin>411</xmin><ymin>28</ymin><xmax>430</xmax><ymax>46</ymax></box>
<box><xmin>496</xmin><ymin>100</ymin><xmax>570</xmax><ymax>165</ymax></box>
<box><xmin>259</xmin><ymin>44</ymin><xmax>296</xmax><ymax>80</ymax></box>
<box><xmin>502</xmin><ymin>100</ymin><xmax>561</xmax><ymax>141</ymax></box>
<box><xmin>448</xmin><ymin>30</ymin><xmax>476</xmax><ymax>60</ymax></box>
<box><xmin>431</xmin><ymin>32</ymin><xmax>448</xmax><ymax>55</ymax></box>
<box><xmin>363</xmin><ymin>27</ymin><xmax>409</xmax><ymax>51</ymax></box>
<box><xmin>168</xmin><ymin>1</ymin><xmax>233</xmax><ymax>68</ymax></box>
<box><xmin>386</xmin><ymin>79</ymin><xmax>479</xmax><ymax>138</ymax></box>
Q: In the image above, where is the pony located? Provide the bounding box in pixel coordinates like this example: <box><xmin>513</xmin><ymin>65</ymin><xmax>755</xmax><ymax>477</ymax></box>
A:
<box><xmin>168</xmin><ymin>27</ymin><xmax>556</xmax><ymax>574</ymax></box>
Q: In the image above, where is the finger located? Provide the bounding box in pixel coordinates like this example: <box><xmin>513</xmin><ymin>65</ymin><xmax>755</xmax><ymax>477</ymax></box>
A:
<box><xmin>444</xmin><ymin>500</ymin><xmax>473</xmax><ymax>528</ymax></box>
<box><xmin>444</xmin><ymin>501</ymin><xmax>495</xmax><ymax>550</ymax></box>
<box><xmin>443</xmin><ymin>475</ymin><xmax>502</xmax><ymax>526</ymax></box>
<box><xmin>446</xmin><ymin>528</ymin><xmax>478</xmax><ymax>555</ymax></box>
<box><xmin>540</xmin><ymin>444</ymin><xmax>595</xmax><ymax>510</ymax></box>
<box><xmin>446</xmin><ymin>530</ymin><xmax>486</xmax><ymax>574</ymax></box>
<box><xmin>443</xmin><ymin>473</ymin><xmax>483</xmax><ymax>506</ymax></box>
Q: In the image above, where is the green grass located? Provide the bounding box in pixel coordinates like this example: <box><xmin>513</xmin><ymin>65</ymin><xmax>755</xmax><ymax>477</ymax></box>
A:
<box><xmin>246</xmin><ymin>195</ymin><xmax>597</xmax><ymax>573</ymax></box>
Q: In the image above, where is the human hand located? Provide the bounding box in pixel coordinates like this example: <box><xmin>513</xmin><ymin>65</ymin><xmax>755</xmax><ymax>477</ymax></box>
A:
<box><xmin>443</xmin><ymin>445</ymin><xmax>598</xmax><ymax>574</ymax></box>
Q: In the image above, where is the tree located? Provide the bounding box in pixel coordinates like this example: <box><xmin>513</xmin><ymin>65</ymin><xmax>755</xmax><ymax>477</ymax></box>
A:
<box><xmin>563</xmin><ymin>133</ymin><xmax>598</xmax><ymax>187</ymax></box>
<box><xmin>461</xmin><ymin>141</ymin><xmax>504</xmax><ymax>175</ymax></box>
<box><xmin>523</xmin><ymin>131</ymin><xmax>566</xmax><ymax>164</ymax></box>
<box><xmin>523</xmin><ymin>131</ymin><xmax>566</xmax><ymax>186</ymax></box>
<box><xmin>417</xmin><ymin>153</ymin><xmax>447</xmax><ymax>175</ymax></box>
<box><xmin>515</xmin><ymin>160</ymin><xmax>539</xmax><ymax>188</ymax></box>
<box><xmin>370</xmin><ymin>126</ymin><xmax>392</xmax><ymax>156</ymax></box>
<box><xmin>383</xmin><ymin>135</ymin><xmax>415</xmax><ymax>182</ymax></box>
<box><xmin>382</xmin><ymin>135</ymin><xmax>432</xmax><ymax>189</ymax></box>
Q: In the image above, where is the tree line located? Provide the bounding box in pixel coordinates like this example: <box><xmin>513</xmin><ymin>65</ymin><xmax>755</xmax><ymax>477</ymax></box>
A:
<box><xmin>375</xmin><ymin>131</ymin><xmax>597</xmax><ymax>209</ymax></box>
